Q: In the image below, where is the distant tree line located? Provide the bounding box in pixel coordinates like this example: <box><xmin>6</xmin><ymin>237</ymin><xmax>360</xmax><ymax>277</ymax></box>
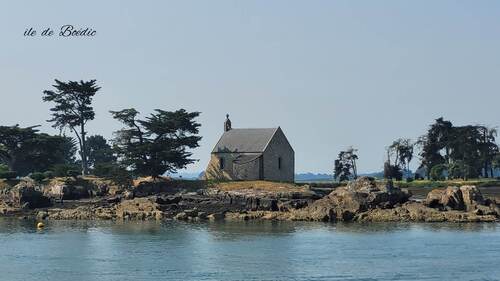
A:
<box><xmin>333</xmin><ymin>117</ymin><xmax>499</xmax><ymax>182</ymax></box>
<box><xmin>0</xmin><ymin>79</ymin><xmax>201</xmax><ymax>181</ymax></box>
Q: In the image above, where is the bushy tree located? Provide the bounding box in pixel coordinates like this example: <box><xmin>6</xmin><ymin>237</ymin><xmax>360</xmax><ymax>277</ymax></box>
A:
<box><xmin>334</xmin><ymin>147</ymin><xmax>358</xmax><ymax>182</ymax></box>
<box><xmin>111</xmin><ymin>108</ymin><xmax>201</xmax><ymax>178</ymax></box>
<box><xmin>430</xmin><ymin>164</ymin><xmax>447</xmax><ymax>181</ymax></box>
<box><xmin>0</xmin><ymin>125</ymin><xmax>76</xmax><ymax>176</ymax></box>
<box><xmin>43</xmin><ymin>79</ymin><xmax>100</xmax><ymax>175</ymax></box>
<box><xmin>448</xmin><ymin>160</ymin><xmax>472</xmax><ymax>180</ymax></box>
<box><xmin>387</xmin><ymin>138</ymin><xmax>414</xmax><ymax>179</ymax></box>
<box><xmin>383</xmin><ymin>162</ymin><xmax>403</xmax><ymax>181</ymax></box>
<box><xmin>418</xmin><ymin>118</ymin><xmax>498</xmax><ymax>179</ymax></box>
<box><xmin>85</xmin><ymin>135</ymin><xmax>116</xmax><ymax>169</ymax></box>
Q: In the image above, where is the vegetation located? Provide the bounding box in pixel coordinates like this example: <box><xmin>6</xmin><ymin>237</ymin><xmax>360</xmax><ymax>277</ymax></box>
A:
<box><xmin>43</xmin><ymin>79</ymin><xmax>100</xmax><ymax>175</ymax></box>
<box><xmin>0</xmin><ymin>125</ymin><xmax>76</xmax><ymax>176</ymax></box>
<box><xmin>29</xmin><ymin>172</ymin><xmax>47</xmax><ymax>183</ymax></box>
<box><xmin>85</xmin><ymin>134</ymin><xmax>117</xmax><ymax>170</ymax></box>
<box><xmin>417</xmin><ymin>118</ymin><xmax>498</xmax><ymax>180</ymax></box>
<box><xmin>333</xmin><ymin>147</ymin><xmax>358</xmax><ymax>182</ymax></box>
<box><xmin>110</xmin><ymin>108</ymin><xmax>201</xmax><ymax>178</ymax></box>
<box><xmin>384</xmin><ymin>138</ymin><xmax>414</xmax><ymax>181</ymax></box>
<box><xmin>0</xmin><ymin>170</ymin><xmax>17</xmax><ymax>180</ymax></box>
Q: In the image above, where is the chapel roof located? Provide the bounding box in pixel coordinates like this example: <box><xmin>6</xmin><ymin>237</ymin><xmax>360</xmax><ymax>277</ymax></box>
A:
<box><xmin>211</xmin><ymin>128</ymin><xmax>279</xmax><ymax>153</ymax></box>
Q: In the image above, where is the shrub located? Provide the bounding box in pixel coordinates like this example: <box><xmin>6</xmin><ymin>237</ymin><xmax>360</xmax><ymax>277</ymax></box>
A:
<box><xmin>29</xmin><ymin>172</ymin><xmax>46</xmax><ymax>182</ymax></box>
<box><xmin>430</xmin><ymin>164</ymin><xmax>447</xmax><ymax>181</ymax></box>
<box><xmin>93</xmin><ymin>163</ymin><xmax>116</xmax><ymax>177</ymax></box>
<box><xmin>384</xmin><ymin>162</ymin><xmax>403</xmax><ymax>181</ymax></box>
<box><xmin>66</xmin><ymin>170</ymin><xmax>80</xmax><ymax>178</ymax></box>
<box><xmin>43</xmin><ymin>171</ymin><xmax>54</xmax><ymax>179</ymax></box>
<box><xmin>414</xmin><ymin>172</ymin><xmax>424</xmax><ymax>180</ymax></box>
<box><xmin>0</xmin><ymin>164</ymin><xmax>9</xmax><ymax>173</ymax></box>
<box><xmin>406</xmin><ymin>177</ymin><xmax>414</xmax><ymax>183</ymax></box>
<box><xmin>52</xmin><ymin>164</ymin><xmax>81</xmax><ymax>177</ymax></box>
<box><xmin>0</xmin><ymin>170</ymin><xmax>17</xmax><ymax>180</ymax></box>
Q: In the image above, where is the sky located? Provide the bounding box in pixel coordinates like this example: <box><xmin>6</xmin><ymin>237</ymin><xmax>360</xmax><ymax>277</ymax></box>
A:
<box><xmin>0</xmin><ymin>1</ymin><xmax>499</xmax><ymax>174</ymax></box>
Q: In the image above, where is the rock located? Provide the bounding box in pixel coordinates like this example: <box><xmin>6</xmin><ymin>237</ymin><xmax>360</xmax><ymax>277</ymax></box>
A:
<box><xmin>295</xmin><ymin>177</ymin><xmax>411</xmax><ymax>222</ymax></box>
<box><xmin>207</xmin><ymin>213</ymin><xmax>225</xmax><ymax>221</ymax></box>
<box><xmin>123</xmin><ymin>190</ymin><xmax>134</xmax><ymax>200</ymax></box>
<box><xmin>425</xmin><ymin>187</ymin><xmax>465</xmax><ymax>210</ymax></box>
<box><xmin>174</xmin><ymin>212</ymin><xmax>188</xmax><ymax>220</ymax></box>
<box><xmin>441</xmin><ymin>187</ymin><xmax>464</xmax><ymax>210</ymax></box>
<box><xmin>7</xmin><ymin>179</ymin><xmax>52</xmax><ymax>209</ymax></box>
<box><xmin>460</xmin><ymin>186</ymin><xmax>485</xmax><ymax>211</ymax></box>
<box><xmin>106</xmin><ymin>195</ymin><xmax>122</xmax><ymax>204</ymax></box>
<box><xmin>36</xmin><ymin>210</ymin><xmax>49</xmax><ymax>220</ymax></box>
<box><xmin>425</xmin><ymin>186</ymin><xmax>488</xmax><ymax>213</ymax></box>
<box><xmin>425</xmin><ymin>189</ymin><xmax>443</xmax><ymax>208</ymax></box>
<box><xmin>184</xmin><ymin>209</ymin><xmax>198</xmax><ymax>217</ymax></box>
<box><xmin>357</xmin><ymin>202</ymin><xmax>498</xmax><ymax>223</ymax></box>
<box><xmin>115</xmin><ymin>197</ymin><xmax>163</xmax><ymax>220</ymax></box>
<box><xmin>156</xmin><ymin>195</ymin><xmax>181</xmax><ymax>205</ymax></box>
<box><xmin>197</xmin><ymin>212</ymin><xmax>207</xmax><ymax>219</ymax></box>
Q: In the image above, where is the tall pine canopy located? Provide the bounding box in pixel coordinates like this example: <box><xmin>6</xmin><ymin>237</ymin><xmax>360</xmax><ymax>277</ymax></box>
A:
<box><xmin>43</xmin><ymin>79</ymin><xmax>100</xmax><ymax>175</ymax></box>
<box><xmin>111</xmin><ymin>108</ymin><xmax>201</xmax><ymax>178</ymax></box>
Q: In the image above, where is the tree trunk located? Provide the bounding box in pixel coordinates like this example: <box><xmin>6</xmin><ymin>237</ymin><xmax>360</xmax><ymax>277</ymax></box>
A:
<box><xmin>80</xmin><ymin>123</ymin><xmax>87</xmax><ymax>176</ymax></box>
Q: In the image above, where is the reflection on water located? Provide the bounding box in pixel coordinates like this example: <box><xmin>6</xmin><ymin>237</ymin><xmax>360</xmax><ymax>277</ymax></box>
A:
<box><xmin>0</xmin><ymin>219</ymin><xmax>500</xmax><ymax>281</ymax></box>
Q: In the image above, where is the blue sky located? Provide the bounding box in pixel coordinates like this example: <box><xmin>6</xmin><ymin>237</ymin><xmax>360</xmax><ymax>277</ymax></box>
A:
<box><xmin>1</xmin><ymin>1</ymin><xmax>499</xmax><ymax>173</ymax></box>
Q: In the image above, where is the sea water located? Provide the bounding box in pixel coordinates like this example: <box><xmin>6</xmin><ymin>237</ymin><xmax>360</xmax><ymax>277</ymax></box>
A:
<box><xmin>0</xmin><ymin>219</ymin><xmax>499</xmax><ymax>281</ymax></box>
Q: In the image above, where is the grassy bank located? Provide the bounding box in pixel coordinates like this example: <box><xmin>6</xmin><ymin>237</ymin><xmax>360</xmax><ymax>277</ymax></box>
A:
<box><xmin>394</xmin><ymin>179</ymin><xmax>500</xmax><ymax>189</ymax></box>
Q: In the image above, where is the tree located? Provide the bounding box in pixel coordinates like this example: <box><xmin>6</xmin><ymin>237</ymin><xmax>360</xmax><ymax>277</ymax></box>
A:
<box><xmin>383</xmin><ymin>161</ymin><xmax>403</xmax><ymax>181</ymax></box>
<box><xmin>0</xmin><ymin>125</ymin><xmax>77</xmax><ymax>176</ymax></box>
<box><xmin>477</xmin><ymin>126</ymin><xmax>498</xmax><ymax>178</ymax></box>
<box><xmin>448</xmin><ymin>160</ymin><xmax>472</xmax><ymax>180</ymax></box>
<box><xmin>43</xmin><ymin>79</ymin><xmax>100</xmax><ymax>175</ymax></box>
<box><xmin>0</xmin><ymin>125</ymin><xmax>39</xmax><ymax>171</ymax></box>
<box><xmin>111</xmin><ymin>108</ymin><xmax>201</xmax><ymax>178</ymax></box>
<box><xmin>418</xmin><ymin>118</ymin><xmax>499</xmax><ymax>180</ymax></box>
<box><xmin>334</xmin><ymin>147</ymin><xmax>358</xmax><ymax>182</ymax></box>
<box><xmin>387</xmin><ymin>138</ymin><xmax>414</xmax><ymax>179</ymax></box>
<box><xmin>430</xmin><ymin>164</ymin><xmax>447</xmax><ymax>181</ymax></box>
<box><xmin>493</xmin><ymin>153</ymin><xmax>500</xmax><ymax>176</ymax></box>
<box><xmin>418</xmin><ymin>118</ymin><xmax>452</xmax><ymax>177</ymax></box>
<box><xmin>85</xmin><ymin>135</ymin><xmax>116</xmax><ymax>169</ymax></box>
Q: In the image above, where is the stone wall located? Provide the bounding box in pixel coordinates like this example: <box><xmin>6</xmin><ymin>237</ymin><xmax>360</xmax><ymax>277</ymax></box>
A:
<box><xmin>204</xmin><ymin>153</ymin><xmax>262</xmax><ymax>180</ymax></box>
<box><xmin>262</xmin><ymin>128</ymin><xmax>294</xmax><ymax>182</ymax></box>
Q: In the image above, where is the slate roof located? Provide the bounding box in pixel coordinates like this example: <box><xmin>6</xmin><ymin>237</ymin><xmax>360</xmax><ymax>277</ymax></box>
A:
<box><xmin>233</xmin><ymin>153</ymin><xmax>262</xmax><ymax>164</ymax></box>
<box><xmin>212</xmin><ymin>128</ymin><xmax>279</xmax><ymax>153</ymax></box>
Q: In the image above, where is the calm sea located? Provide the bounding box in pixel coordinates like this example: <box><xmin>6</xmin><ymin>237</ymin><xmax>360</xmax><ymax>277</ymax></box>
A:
<box><xmin>0</xmin><ymin>219</ymin><xmax>499</xmax><ymax>281</ymax></box>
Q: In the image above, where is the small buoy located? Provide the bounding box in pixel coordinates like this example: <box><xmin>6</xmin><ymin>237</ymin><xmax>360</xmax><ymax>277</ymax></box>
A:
<box><xmin>37</xmin><ymin>222</ymin><xmax>45</xmax><ymax>229</ymax></box>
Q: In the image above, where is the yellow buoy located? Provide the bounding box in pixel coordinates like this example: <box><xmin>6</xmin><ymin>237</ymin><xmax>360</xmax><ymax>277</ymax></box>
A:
<box><xmin>37</xmin><ymin>222</ymin><xmax>45</xmax><ymax>229</ymax></box>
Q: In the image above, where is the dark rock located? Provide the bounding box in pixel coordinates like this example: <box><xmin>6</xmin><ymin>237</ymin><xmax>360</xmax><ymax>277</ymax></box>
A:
<box><xmin>106</xmin><ymin>196</ymin><xmax>122</xmax><ymax>204</ymax></box>
<box><xmin>6</xmin><ymin>180</ymin><xmax>52</xmax><ymax>209</ymax></box>
<box><xmin>156</xmin><ymin>195</ymin><xmax>182</xmax><ymax>205</ymax></box>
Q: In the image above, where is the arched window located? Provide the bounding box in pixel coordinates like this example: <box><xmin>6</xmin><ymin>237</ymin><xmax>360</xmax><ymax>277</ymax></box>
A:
<box><xmin>219</xmin><ymin>157</ymin><xmax>225</xmax><ymax>169</ymax></box>
<box><xmin>278</xmin><ymin>157</ymin><xmax>282</xmax><ymax>170</ymax></box>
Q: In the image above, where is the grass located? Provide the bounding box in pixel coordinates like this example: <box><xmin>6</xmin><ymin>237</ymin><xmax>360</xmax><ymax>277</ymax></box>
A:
<box><xmin>394</xmin><ymin>179</ymin><xmax>500</xmax><ymax>189</ymax></box>
<box><xmin>209</xmin><ymin>180</ymin><xmax>311</xmax><ymax>193</ymax></box>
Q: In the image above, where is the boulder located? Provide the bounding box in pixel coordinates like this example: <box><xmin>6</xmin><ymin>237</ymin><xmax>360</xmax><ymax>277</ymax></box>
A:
<box><xmin>297</xmin><ymin>177</ymin><xmax>411</xmax><ymax>222</ymax></box>
<box><xmin>115</xmin><ymin>197</ymin><xmax>163</xmax><ymax>220</ymax></box>
<box><xmin>8</xmin><ymin>179</ymin><xmax>51</xmax><ymax>209</ymax></box>
<box><xmin>460</xmin><ymin>186</ymin><xmax>485</xmax><ymax>211</ymax></box>
<box><xmin>425</xmin><ymin>186</ymin><xmax>488</xmax><ymax>212</ymax></box>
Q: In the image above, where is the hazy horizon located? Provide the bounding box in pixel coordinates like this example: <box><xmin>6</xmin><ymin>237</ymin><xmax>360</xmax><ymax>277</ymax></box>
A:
<box><xmin>1</xmin><ymin>1</ymin><xmax>499</xmax><ymax>174</ymax></box>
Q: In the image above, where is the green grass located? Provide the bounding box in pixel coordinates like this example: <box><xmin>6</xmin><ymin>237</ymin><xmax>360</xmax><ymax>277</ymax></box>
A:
<box><xmin>393</xmin><ymin>179</ymin><xmax>500</xmax><ymax>189</ymax></box>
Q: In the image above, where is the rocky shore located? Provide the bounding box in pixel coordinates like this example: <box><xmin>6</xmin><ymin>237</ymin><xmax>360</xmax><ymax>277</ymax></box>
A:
<box><xmin>1</xmin><ymin>176</ymin><xmax>499</xmax><ymax>223</ymax></box>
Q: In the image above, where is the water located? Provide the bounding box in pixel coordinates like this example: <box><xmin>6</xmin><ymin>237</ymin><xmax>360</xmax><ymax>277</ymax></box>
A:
<box><xmin>1</xmin><ymin>219</ymin><xmax>500</xmax><ymax>281</ymax></box>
